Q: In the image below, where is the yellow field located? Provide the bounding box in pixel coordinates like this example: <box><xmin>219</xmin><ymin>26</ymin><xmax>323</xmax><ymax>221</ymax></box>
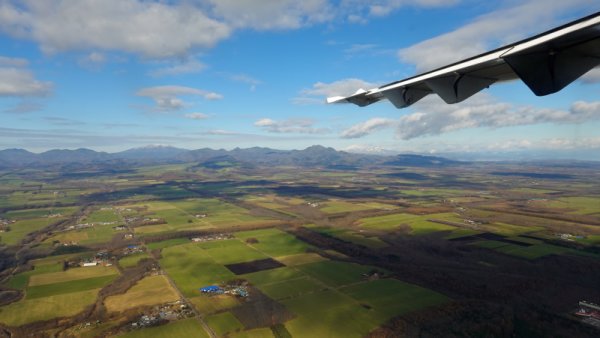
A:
<box><xmin>104</xmin><ymin>275</ymin><xmax>179</xmax><ymax>313</ymax></box>
<box><xmin>276</xmin><ymin>253</ymin><xmax>327</xmax><ymax>266</ymax></box>
<box><xmin>28</xmin><ymin>266</ymin><xmax>118</xmax><ymax>286</ymax></box>
<box><xmin>189</xmin><ymin>294</ymin><xmax>239</xmax><ymax>315</ymax></box>
<box><xmin>0</xmin><ymin>288</ymin><xmax>99</xmax><ymax>326</ymax></box>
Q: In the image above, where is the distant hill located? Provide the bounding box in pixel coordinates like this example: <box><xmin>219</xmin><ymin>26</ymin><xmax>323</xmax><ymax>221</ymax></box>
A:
<box><xmin>0</xmin><ymin>145</ymin><xmax>464</xmax><ymax>169</ymax></box>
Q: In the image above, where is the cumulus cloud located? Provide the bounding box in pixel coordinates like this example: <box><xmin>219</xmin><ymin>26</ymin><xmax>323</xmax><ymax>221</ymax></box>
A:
<box><xmin>581</xmin><ymin>67</ymin><xmax>600</xmax><ymax>84</ymax></box>
<box><xmin>295</xmin><ymin>78</ymin><xmax>378</xmax><ymax>104</ymax></box>
<box><xmin>254</xmin><ymin>118</ymin><xmax>329</xmax><ymax>134</ymax></box>
<box><xmin>397</xmin><ymin>0</ymin><xmax>596</xmax><ymax>72</ymax></box>
<box><xmin>0</xmin><ymin>56</ymin><xmax>28</xmax><ymax>67</ymax></box>
<box><xmin>340</xmin><ymin>94</ymin><xmax>600</xmax><ymax>140</ymax></box>
<box><xmin>395</xmin><ymin>94</ymin><xmax>600</xmax><ymax>139</ymax></box>
<box><xmin>206</xmin><ymin>0</ymin><xmax>333</xmax><ymax>30</ymax></box>
<box><xmin>341</xmin><ymin>118</ymin><xmax>396</xmax><ymax>138</ymax></box>
<box><xmin>0</xmin><ymin>66</ymin><xmax>52</xmax><ymax>97</ymax></box>
<box><xmin>0</xmin><ymin>0</ymin><xmax>231</xmax><ymax>59</ymax></box>
<box><xmin>184</xmin><ymin>112</ymin><xmax>209</xmax><ymax>120</ymax></box>
<box><xmin>136</xmin><ymin>85</ymin><xmax>222</xmax><ymax>112</ymax></box>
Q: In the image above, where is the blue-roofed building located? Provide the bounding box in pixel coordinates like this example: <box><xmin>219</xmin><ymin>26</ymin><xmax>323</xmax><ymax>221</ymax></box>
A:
<box><xmin>200</xmin><ymin>285</ymin><xmax>222</xmax><ymax>294</ymax></box>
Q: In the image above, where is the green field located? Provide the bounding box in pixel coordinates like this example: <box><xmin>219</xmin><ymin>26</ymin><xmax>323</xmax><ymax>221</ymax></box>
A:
<box><xmin>296</xmin><ymin>261</ymin><xmax>377</xmax><ymax>287</ymax></box>
<box><xmin>340</xmin><ymin>279</ymin><xmax>449</xmax><ymax>319</ymax></box>
<box><xmin>205</xmin><ymin>312</ymin><xmax>244</xmax><ymax>336</ymax></box>
<box><xmin>281</xmin><ymin>290</ymin><xmax>379</xmax><ymax>338</ymax></box>
<box><xmin>320</xmin><ymin>200</ymin><xmax>397</xmax><ymax>214</ymax></box>
<box><xmin>245</xmin><ymin>230</ymin><xmax>313</xmax><ymax>257</ymax></box>
<box><xmin>1</xmin><ymin>217</ymin><xmax>58</xmax><ymax>245</ymax></box>
<box><xmin>28</xmin><ymin>265</ymin><xmax>118</xmax><ymax>286</ymax></box>
<box><xmin>200</xmin><ymin>239</ymin><xmax>269</xmax><ymax>265</ymax></box>
<box><xmin>0</xmin><ymin>288</ymin><xmax>99</xmax><ymax>326</ymax></box>
<box><xmin>189</xmin><ymin>294</ymin><xmax>239</xmax><ymax>315</ymax></box>
<box><xmin>241</xmin><ymin>266</ymin><xmax>305</xmax><ymax>286</ymax></box>
<box><xmin>26</xmin><ymin>275</ymin><xmax>116</xmax><ymax>299</ymax></box>
<box><xmin>259</xmin><ymin>277</ymin><xmax>324</xmax><ymax>300</ymax></box>
<box><xmin>146</xmin><ymin>238</ymin><xmax>190</xmax><ymax>250</ymax></box>
<box><xmin>160</xmin><ymin>243</ymin><xmax>235</xmax><ymax>297</ymax></box>
<box><xmin>536</xmin><ymin>196</ymin><xmax>600</xmax><ymax>215</ymax></box>
<box><xmin>230</xmin><ymin>327</ymin><xmax>275</xmax><ymax>338</ymax></box>
<box><xmin>119</xmin><ymin>318</ymin><xmax>209</xmax><ymax>338</ymax></box>
<box><xmin>119</xmin><ymin>252</ymin><xmax>151</xmax><ymax>268</ymax></box>
<box><xmin>357</xmin><ymin>213</ymin><xmax>458</xmax><ymax>234</ymax></box>
<box><xmin>275</xmin><ymin>253</ymin><xmax>326</xmax><ymax>266</ymax></box>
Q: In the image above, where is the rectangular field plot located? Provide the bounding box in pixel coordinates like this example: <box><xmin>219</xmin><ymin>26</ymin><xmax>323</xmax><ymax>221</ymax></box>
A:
<box><xmin>205</xmin><ymin>312</ymin><xmax>244</xmax><ymax>337</ymax></box>
<box><xmin>189</xmin><ymin>294</ymin><xmax>239</xmax><ymax>315</ymax></box>
<box><xmin>275</xmin><ymin>253</ymin><xmax>326</xmax><ymax>266</ymax></box>
<box><xmin>357</xmin><ymin>213</ymin><xmax>458</xmax><ymax>234</ymax></box>
<box><xmin>339</xmin><ymin>279</ymin><xmax>449</xmax><ymax>319</ymax></box>
<box><xmin>225</xmin><ymin>258</ymin><xmax>284</xmax><ymax>275</ymax></box>
<box><xmin>230</xmin><ymin>327</ymin><xmax>275</xmax><ymax>338</ymax></box>
<box><xmin>245</xmin><ymin>231</ymin><xmax>313</xmax><ymax>257</ymax></box>
<box><xmin>160</xmin><ymin>244</ymin><xmax>235</xmax><ymax>297</ymax></box>
<box><xmin>281</xmin><ymin>290</ymin><xmax>379</xmax><ymax>338</ymax></box>
<box><xmin>119</xmin><ymin>318</ymin><xmax>209</xmax><ymax>338</ymax></box>
<box><xmin>46</xmin><ymin>223</ymin><xmax>119</xmax><ymax>245</ymax></box>
<box><xmin>240</xmin><ymin>267</ymin><xmax>305</xmax><ymax>286</ymax></box>
<box><xmin>105</xmin><ymin>275</ymin><xmax>180</xmax><ymax>313</ymax></box>
<box><xmin>26</xmin><ymin>275</ymin><xmax>116</xmax><ymax>299</ymax></box>
<box><xmin>0</xmin><ymin>217</ymin><xmax>57</xmax><ymax>245</ymax></box>
<box><xmin>296</xmin><ymin>261</ymin><xmax>378</xmax><ymax>287</ymax></box>
<box><xmin>200</xmin><ymin>240</ymin><xmax>269</xmax><ymax>265</ymax></box>
<box><xmin>0</xmin><ymin>288</ymin><xmax>99</xmax><ymax>326</ymax></box>
<box><xmin>320</xmin><ymin>200</ymin><xmax>397</xmax><ymax>214</ymax></box>
<box><xmin>28</xmin><ymin>265</ymin><xmax>118</xmax><ymax>286</ymax></box>
<box><xmin>259</xmin><ymin>277</ymin><xmax>324</xmax><ymax>300</ymax></box>
<box><xmin>118</xmin><ymin>252</ymin><xmax>151</xmax><ymax>268</ymax></box>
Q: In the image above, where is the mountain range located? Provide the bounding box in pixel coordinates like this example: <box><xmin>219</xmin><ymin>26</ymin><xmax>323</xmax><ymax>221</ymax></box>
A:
<box><xmin>0</xmin><ymin>145</ymin><xmax>460</xmax><ymax>169</ymax></box>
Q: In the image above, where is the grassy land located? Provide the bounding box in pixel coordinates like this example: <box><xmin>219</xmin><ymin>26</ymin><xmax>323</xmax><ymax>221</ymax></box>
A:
<box><xmin>320</xmin><ymin>200</ymin><xmax>397</xmax><ymax>214</ymax></box>
<box><xmin>160</xmin><ymin>243</ymin><xmax>235</xmax><ymax>297</ymax></box>
<box><xmin>245</xmin><ymin>231</ymin><xmax>313</xmax><ymax>257</ymax></box>
<box><xmin>259</xmin><ymin>277</ymin><xmax>324</xmax><ymax>300</ymax></box>
<box><xmin>28</xmin><ymin>266</ymin><xmax>118</xmax><ymax>286</ymax></box>
<box><xmin>1</xmin><ymin>217</ymin><xmax>57</xmax><ymax>245</ymax></box>
<box><xmin>189</xmin><ymin>295</ymin><xmax>239</xmax><ymax>315</ymax></box>
<box><xmin>275</xmin><ymin>253</ymin><xmax>326</xmax><ymax>266</ymax></box>
<box><xmin>200</xmin><ymin>239</ymin><xmax>269</xmax><ymax>265</ymax></box>
<box><xmin>340</xmin><ymin>279</ymin><xmax>449</xmax><ymax>320</ymax></box>
<box><xmin>296</xmin><ymin>261</ymin><xmax>377</xmax><ymax>287</ymax></box>
<box><xmin>105</xmin><ymin>275</ymin><xmax>180</xmax><ymax>313</ymax></box>
<box><xmin>205</xmin><ymin>312</ymin><xmax>244</xmax><ymax>336</ymax></box>
<box><xmin>146</xmin><ymin>238</ymin><xmax>190</xmax><ymax>250</ymax></box>
<box><xmin>118</xmin><ymin>252</ymin><xmax>151</xmax><ymax>268</ymax></box>
<box><xmin>230</xmin><ymin>327</ymin><xmax>275</xmax><ymax>338</ymax></box>
<box><xmin>26</xmin><ymin>275</ymin><xmax>116</xmax><ymax>299</ymax></box>
<box><xmin>281</xmin><ymin>290</ymin><xmax>379</xmax><ymax>338</ymax></box>
<box><xmin>356</xmin><ymin>213</ymin><xmax>458</xmax><ymax>234</ymax></box>
<box><xmin>0</xmin><ymin>288</ymin><xmax>99</xmax><ymax>326</ymax></box>
<box><xmin>119</xmin><ymin>318</ymin><xmax>209</xmax><ymax>338</ymax></box>
<box><xmin>240</xmin><ymin>267</ymin><xmax>305</xmax><ymax>286</ymax></box>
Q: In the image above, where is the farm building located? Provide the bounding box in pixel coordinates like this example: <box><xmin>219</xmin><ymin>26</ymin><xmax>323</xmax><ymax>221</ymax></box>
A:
<box><xmin>200</xmin><ymin>285</ymin><xmax>223</xmax><ymax>294</ymax></box>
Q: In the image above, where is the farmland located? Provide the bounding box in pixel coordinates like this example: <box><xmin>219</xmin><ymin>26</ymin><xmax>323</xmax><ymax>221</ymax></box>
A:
<box><xmin>0</xmin><ymin>158</ymin><xmax>598</xmax><ymax>337</ymax></box>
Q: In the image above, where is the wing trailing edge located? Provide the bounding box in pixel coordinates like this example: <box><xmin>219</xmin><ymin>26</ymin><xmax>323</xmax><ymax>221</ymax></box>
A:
<box><xmin>328</xmin><ymin>11</ymin><xmax>600</xmax><ymax>108</ymax></box>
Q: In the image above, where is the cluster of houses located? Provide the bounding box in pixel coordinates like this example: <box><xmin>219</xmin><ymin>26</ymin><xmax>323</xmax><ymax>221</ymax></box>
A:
<box><xmin>556</xmin><ymin>233</ymin><xmax>585</xmax><ymax>241</ymax></box>
<box><xmin>199</xmin><ymin>284</ymin><xmax>249</xmax><ymax>298</ymax></box>
<box><xmin>123</xmin><ymin>245</ymin><xmax>143</xmax><ymax>256</ymax></box>
<box><xmin>307</xmin><ymin>202</ymin><xmax>320</xmax><ymax>208</ymax></box>
<box><xmin>129</xmin><ymin>300</ymin><xmax>194</xmax><ymax>330</ymax></box>
<box><xmin>0</xmin><ymin>218</ymin><xmax>14</xmax><ymax>232</ymax></box>
<box><xmin>78</xmin><ymin>251</ymin><xmax>113</xmax><ymax>267</ymax></box>
<box><xmin>191</xmin><ymin>233</ymin><xmax>233</xmax><ymax>243</ymax></box>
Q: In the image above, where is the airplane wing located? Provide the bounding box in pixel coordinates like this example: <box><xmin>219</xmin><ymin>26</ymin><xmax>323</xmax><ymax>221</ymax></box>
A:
<box><xmin>328</xmin><ymin>11</ymin><xmax>600</xmax><ymax>109</ymax></box>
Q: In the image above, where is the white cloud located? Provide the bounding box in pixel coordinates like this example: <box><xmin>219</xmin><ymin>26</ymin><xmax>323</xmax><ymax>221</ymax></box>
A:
<box><xmin>206</xmin><ymin>0</ymin><xmax>333</xmax><ymax>30</ymax></box>
<box><xmin>0</xmin><ymin>56</ymin><xmax>28</xmax><ymax>67</ymax></box>
<box><xmin>136</xmin><ymin>85</ymin><xmax>223</xmax><ymax>112</ymax></box>
<box><xmin>395</xmin><ymin>94</ymin><xmax>600</xmax><ymax>140</ymax></box>
<box><xmin>340</xmin><ymin>94</ymin><xmax>600</xmax><ymax>140</ymax></box>
<box><xmin>341</xmin><ymin>118</ymin><xmax>396</xmax><ymax>138</ymax></box>
<box><xmin>581</xmin><ymin>67</ymin><xmax>600</xmax><ymax>84</ymax></box>
<box><xmin>254</xmin><ymin>118</ymin><xmax>329</xmax><ymax>134</ymax></box>
<box><xmin>0</xmin><ymin>67</ymin><xmax>52</xmax><ymax>97</ymax></box>
<box><xmin>397</xmin><ymin>0</ymin><xmax>597</xmax><ymax>72</ymax></box>
<box><xmin>228</xmin><ymin>74</ymin><xmax>262</xmax><ymax>91</ymax></box>
<box><xmin>341</xmin><ymin>0</ymin><xmax>460</xmax><ymax>23</ymax></box>
<box><xmin>150</xmin><ymin>59</ymin><xmax>206</xmax><ymax>77</ymax></box>
<box><xmin>296</xmin><ymin>78</ymin><xmax>378</xmax><ymax>104</ymax></box>
<box><xmin>0</xmin><ymin>0</ymin><xmax>231</xmax><ymax>59</ymax></box>
<box><xmin>184</xmin><ymin>112</ymin><xmax>209</xmax><ymax>120</ymax></box>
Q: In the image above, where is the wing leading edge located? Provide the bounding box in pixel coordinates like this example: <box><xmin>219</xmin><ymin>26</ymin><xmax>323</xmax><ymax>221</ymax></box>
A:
<box><xmin>328</xmin><ymin>11</ymin><xmax>600</xmax><ymax>109</ymax></box>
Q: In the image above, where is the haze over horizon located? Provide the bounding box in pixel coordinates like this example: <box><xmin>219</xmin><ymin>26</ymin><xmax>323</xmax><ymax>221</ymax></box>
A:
<box><xmin>1</xmin><ymin>0</ymin><xmax>600</xmax><ymax>159</ymax></box>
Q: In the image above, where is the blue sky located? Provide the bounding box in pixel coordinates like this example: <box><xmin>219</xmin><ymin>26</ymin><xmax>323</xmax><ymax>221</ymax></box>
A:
<box><xmin>1</xmin><ymin>0</ymin><xmax>600</xmax><ymax>159</ymax></box>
